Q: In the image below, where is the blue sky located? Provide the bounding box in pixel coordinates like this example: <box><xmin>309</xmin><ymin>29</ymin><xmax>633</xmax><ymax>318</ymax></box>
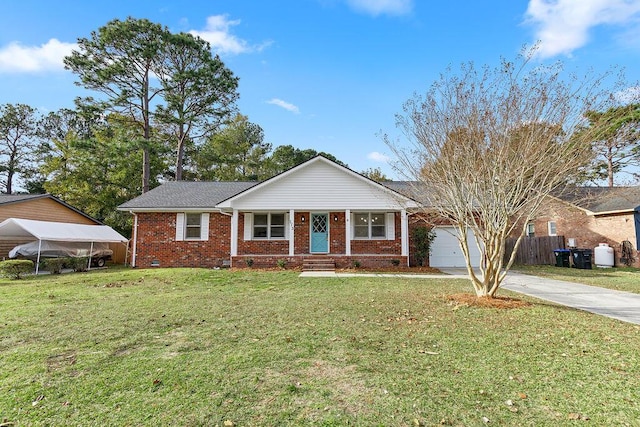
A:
<box><xmin>1</xmin><ymin>0</ymin><xmax>640</xmax><ymax>179</ymax></box>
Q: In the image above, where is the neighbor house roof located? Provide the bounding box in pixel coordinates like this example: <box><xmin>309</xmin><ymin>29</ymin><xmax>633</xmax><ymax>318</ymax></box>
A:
<box><xmin>556</xmin><ymin>186</ymin><xmax>640</xmax><ymax>215</ymax></box>
<box><xmin>0</xmin><ymin>193</ymin><xmax>102</xmax><ymax>224</ymax></box>
<box><xmin>118</xmin><ymin>181</ymin><xmax>259</xmax><ymax>211</ymax></box>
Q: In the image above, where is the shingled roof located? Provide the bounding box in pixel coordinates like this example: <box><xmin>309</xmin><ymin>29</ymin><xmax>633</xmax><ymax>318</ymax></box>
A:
<box><xmin>118</xmin><ymin>181</ymin><xmax>259</xmax><ymax>210</ymax></box>
<box><xmin>0</xmin><ymin>194</ymin><xmax>51</xmax><ymax>205</ymax></box>
<box><xmin>557</xmin><ymin>186</ymin><xmax>640</xmax><ymax>214</ymax></box>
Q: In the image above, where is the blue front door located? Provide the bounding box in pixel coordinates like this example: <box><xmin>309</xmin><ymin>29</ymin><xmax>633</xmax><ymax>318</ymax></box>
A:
<box><xmin>310</xmin><ymin>213</ymin><xmax>329</xmax><ymax>253</ymax></box>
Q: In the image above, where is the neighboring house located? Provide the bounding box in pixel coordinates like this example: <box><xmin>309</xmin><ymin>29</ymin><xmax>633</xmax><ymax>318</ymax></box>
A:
<box><xmin>0</xmin><ymin>194</ymin><xmax>102</xmax><ymax>259</ymax></box>
<box><xmin>525</xmin><ymin>186</ymin><xmax>640</xmax><ymax>267</ymax></box>
<box><xmin>119</xmin><ymin>156</ymin><xmax>483</xmax><ymax>269</ymax></box>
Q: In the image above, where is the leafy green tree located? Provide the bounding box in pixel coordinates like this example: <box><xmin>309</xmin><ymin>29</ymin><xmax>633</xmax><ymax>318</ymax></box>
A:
<box><xmin>41</xmin><ymin>113</ymin><xmax>165</xmax><ymax>235</ymax></box>
<box><xmin>582</xmin><ymin>104</ymin><xmax>640</xmax><ymax>187</ymax></box>
<box><xmin>196</xmin><ymin>114</ymin><xmax>271</xmax><ymax>181</ymax></box>
<box><xmin>0</xmin><ymin>104</ymin><xmax>40</xmax><ymax>194</ymax></box>
<box><xmin>155</xmin><ymin>32</ymin><xmax>239</xmax><ymax>181</ymax></box>
<box><xmin>360</xmin><ymin>167</ymin><xmax>390</xmax><ymax>182</ymax></box>
<box><xmin>264</xmin><ymin>145</ymin><xmax>347</xmax><ymax>176</ymax></box>
<box><xmin>64</xmin><ymin>17</ymin><xmax>168</xmax><ymax>193</ymax></box>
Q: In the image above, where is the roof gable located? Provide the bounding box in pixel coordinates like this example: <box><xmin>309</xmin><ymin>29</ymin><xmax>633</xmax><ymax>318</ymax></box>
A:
<box><xmin>217</xmin><ymin>156</ymin><xmax>417</xmax><ymax>210</ymax></box>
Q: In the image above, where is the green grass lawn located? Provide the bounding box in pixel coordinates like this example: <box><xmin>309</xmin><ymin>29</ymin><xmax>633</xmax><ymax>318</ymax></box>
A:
<box><xmin>513</xmin><ymin>265</ymin><xmax>640</xmax><ymax>294</ymax></box>
<box><xmin>1</xmin><ymin>267</ymin><xmax>639</xmax><ymax>426</ymax></box>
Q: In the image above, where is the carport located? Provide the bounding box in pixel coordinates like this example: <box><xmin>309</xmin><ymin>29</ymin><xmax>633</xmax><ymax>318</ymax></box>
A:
<box><xmin>0</xmin><ymin>218</ymin><xmax>128</xmax><ymax>273</ymax></box>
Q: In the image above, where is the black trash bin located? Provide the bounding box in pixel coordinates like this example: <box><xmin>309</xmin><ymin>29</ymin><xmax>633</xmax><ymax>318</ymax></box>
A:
<box><xmin>553</xmin><ymin>249</ymin><xmax>570</xmax><ymax>267</ymax></box>
<box><xmin>571</xmin><ymin>248</ymin><xmax>592</xmax><ymax>269</ymax></box>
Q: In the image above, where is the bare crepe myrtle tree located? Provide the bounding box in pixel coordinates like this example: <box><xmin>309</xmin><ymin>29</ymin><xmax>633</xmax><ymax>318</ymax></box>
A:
<box><xmin>386</xmin><ymin>49</ymin><xmax>618</xmax><ymax>297</ymax></box>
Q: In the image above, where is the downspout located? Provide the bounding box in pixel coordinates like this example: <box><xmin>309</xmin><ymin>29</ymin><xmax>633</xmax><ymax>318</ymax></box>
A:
<box><xmin>35</xmin><ymin>239</ymin><xmax>42</xmax><ymax>275</ymax></box>
<box><xmin>131</xmin><ymin>212</ymin><xmax>138</xmax><ymax>268</ymax></box>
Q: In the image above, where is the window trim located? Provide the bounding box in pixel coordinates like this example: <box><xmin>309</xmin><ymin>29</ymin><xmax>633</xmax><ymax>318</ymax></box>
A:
<box><xmin>184</xmin><ymin>213</ymin><xmax>202</xmax><ymax>240</ymax></box>
<box><xmin>547</xmin><ymin>221</ymin><xmax>557</xmax><ymax>236</ymax></box>
<box><xmin>526</xmin><ymin>222</ymin><xmax>535</xmax><ymax>237</ymax></box>
<box><xmin>352</xmin><ymin>212</ymin><xmax>387</xmax><ymax>240</ymax></box>
<box><xmin>252</xmin><ymin>212</ymin><xmax>287</xmax><ymax>240</ymax></box>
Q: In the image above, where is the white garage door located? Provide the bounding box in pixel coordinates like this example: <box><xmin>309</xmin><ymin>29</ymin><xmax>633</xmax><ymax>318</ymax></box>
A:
<box><xmin>429</xmin><ymin>227</ymin><xmax>482</xmax><ymax>268</ymax></box>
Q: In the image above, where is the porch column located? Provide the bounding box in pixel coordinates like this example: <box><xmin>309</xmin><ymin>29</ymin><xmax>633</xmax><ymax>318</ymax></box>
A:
<box><xmin>231</xmin><ymin>209</ymin><xmax>238</xmax><ymax>256</ymax></box>
<box><xmin>345</xmin><ymin>209</ymin><xmax>351</xmax><ymax>256</ymax></box>
<box><xmin>401</xmin><ymin>209</ymin><xmax>409</xmax><ymax>261</ymax></box>
<box><xmin>289</xmin><ymin>209</ymin><xmax>295</xmax><ymax>256</ymax></box>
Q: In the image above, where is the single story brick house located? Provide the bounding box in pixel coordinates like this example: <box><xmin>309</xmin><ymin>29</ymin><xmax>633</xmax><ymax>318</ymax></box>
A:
<box><xmin>524</xmin><ymin>186</ymin><xmax>640</xmax><ymax>267</ymax></box>
<box><xmin>119</xmin><ymin>156</ymin><xmax>483</xmax><ymax>269</ymax></box>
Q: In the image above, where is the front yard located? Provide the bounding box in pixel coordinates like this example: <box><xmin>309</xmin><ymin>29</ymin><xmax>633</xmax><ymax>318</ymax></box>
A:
<box><xmin>1</xmin><ymin>267</ymin><xmax>639</xmax><ymax>426</ymax></box>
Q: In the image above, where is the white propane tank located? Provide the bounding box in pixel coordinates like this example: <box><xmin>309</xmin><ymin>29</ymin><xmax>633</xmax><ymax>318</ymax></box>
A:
<box><xmin>594</xmin><ymin>243</ymin><xmax>614</xmax><ymax>268</ymax></box>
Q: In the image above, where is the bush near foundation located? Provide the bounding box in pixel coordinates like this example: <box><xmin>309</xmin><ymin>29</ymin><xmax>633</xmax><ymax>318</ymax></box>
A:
<box><xmin>0</xmin><ymin>259</ymin><xmax>34</xmax><ymax>279</ymax></box>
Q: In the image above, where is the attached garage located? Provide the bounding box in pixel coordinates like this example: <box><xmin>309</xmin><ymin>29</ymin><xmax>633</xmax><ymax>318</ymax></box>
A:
<box><xmin>429</xmin><ymin>226</ymin><xmax>482</xmax><ymax>268</ymax></box>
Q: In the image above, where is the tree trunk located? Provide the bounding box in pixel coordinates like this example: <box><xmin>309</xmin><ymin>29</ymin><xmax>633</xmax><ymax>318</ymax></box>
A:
<box><xmin>175</xmin><ymin>124</ymin><xmax>186</xmax><ymax>181</ymax></box>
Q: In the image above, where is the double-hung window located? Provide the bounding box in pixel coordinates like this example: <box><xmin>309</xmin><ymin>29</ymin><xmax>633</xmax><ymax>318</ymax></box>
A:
<box><xmin>253</xmin><ymin>213</ymin><xmax>285</xmax><ymax>239</ymax></box>
<box><xmin>185</xmin><ymin>213</ymin><xmax>202</xmax><ymax>239</ymax></box>
<box><xmin>353</xmin><ymin>212</ymin><xmax>386</xmax><ymax>239</ymax></box>
<box><xmin>547</xmin><ymin>221</ymin><xmax>557</xmax><ymax>236</ymax></box>
<box><xmin>176</xmin><ymin>212</ymin><xmax>209</xmax><ymax>241</ymax></box>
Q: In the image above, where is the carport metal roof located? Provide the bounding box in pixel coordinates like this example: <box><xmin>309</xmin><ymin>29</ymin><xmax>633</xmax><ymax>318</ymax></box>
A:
<box><xmin>0</xmin><ymin>218</ymin><xmax>128</xmax><ymax>243</ymax></box>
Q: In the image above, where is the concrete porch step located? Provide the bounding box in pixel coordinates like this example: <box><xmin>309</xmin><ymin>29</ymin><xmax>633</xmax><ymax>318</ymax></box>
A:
<box><xmin>302</xmin><ymin>257</ymin><xmax>336</xmax><ymax>272</ymax></box>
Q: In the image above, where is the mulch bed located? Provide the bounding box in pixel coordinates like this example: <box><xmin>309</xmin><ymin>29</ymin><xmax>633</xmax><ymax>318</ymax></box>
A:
<box><xmin>447</xmin><ymin>293</ymin><xmax>531</xmax><ymax>309</ymax></box>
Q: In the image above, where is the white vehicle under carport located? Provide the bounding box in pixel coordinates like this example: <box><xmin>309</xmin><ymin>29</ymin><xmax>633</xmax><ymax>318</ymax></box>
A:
<box><xmin>9</xmin><ymin>240</ymin><xmax>113</xmax><ymax>267</ymax></box>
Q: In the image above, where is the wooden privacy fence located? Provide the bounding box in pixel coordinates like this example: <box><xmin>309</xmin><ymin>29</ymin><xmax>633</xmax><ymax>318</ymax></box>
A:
<box><xmin>504</xmin><ymin>236</ymin><xmax>565</xmax><ymax>265</ymax></box>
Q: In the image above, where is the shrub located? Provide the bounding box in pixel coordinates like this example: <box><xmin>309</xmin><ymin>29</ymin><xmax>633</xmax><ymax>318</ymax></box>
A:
<box><xmin>69</xmin><ymin>257</ymin><xmax>90</xmax><ymax>272</ymax></box>
<box><xmin>0</xmin><ymin>259</ymin><xmax>34</xmax><ymax>279</ymax></box>
<box><xmin>276</xmin><ymin>259</ymin><xmax>287</xmax><ymax>269</ymax></box>
<box><xmin>352</xmin><ymin>260</ymin><xmax>361</xmax><ymax>268</ymax></box>
<box><xmin>245</xmin><ymin>258</ymin><xmax>254</xmax><ymax>267</ymax></box>
<box><xmin>43</xmin><ymin>258</ymin><xmax>66</xmax><ymax>274</ymax></box>
<box><xmin>412</xmin><ymin>226</ymin><xmax>436</xmax><ymax>266</ymax></box>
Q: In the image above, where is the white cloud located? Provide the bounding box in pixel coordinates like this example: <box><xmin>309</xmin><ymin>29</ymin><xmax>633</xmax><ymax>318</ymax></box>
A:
<box><xmin>190</xmin><ymin>15</ymin><xmax>272</xmax><ymax>55</ymax></box>
<box><xmin>0</xmin><ymin>38</ymin><xmax>76</xmax><ymax>73</ymax></box>
<box><xmin>266</xmin><ymin>98</ymin><xmax>300</xmax><ymax>114</ymax></box>
<box><xmin>346</xmin><ymin>0</ymin><xmax>413</xmax><ymax>16</ymax></box>
<box><xmin>367</xmin><ymin>151</ymin><xmax>390</xmax><ymax>162</ymax></box>
<box><xmin>525</xmin><ymin>0</ymin><xmax>640</xmax><ymax>58</ymax></box>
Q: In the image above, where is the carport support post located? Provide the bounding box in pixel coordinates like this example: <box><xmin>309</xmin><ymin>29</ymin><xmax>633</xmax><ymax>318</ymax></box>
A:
<box><xmin>35</xmin><ymin>239</ymin><xmax>42</xmax><ymax>275</ymax></box>
<box><xmin>87</xmin><ymin>241</ymin><xmax>94</xmax><ymax>270</ymax></box>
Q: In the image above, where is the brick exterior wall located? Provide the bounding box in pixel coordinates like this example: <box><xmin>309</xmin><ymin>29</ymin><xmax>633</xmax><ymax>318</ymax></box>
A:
<box><xmin>522</xmin><ymin>198</ymin><xmax>639</xmax><ymax>268</ymax></box>
<box><xmin>134</xmin><ymin>211</ymin><xmax>412</xmax><ymax>269</ymax></box>
<box><xmin>135</xmin><ymin>212</ymin><xmax>231</xmax><ymax>268</ymax></box>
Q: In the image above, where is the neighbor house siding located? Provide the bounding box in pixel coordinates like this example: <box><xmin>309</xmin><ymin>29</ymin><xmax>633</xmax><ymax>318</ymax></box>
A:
<box><xmin>0</xmin><ymin>198</ymin><xmax>98</xmax><ymax>224</ymax></box>
<box><xmin>525</xmin><ymin>198</ymin><xmax>639</xmax><ymax>267</ymax></box>
<box><xmin>135</xmin><ymin>212</ymin><xmax>231</xmax><ymax>268</ymax></box>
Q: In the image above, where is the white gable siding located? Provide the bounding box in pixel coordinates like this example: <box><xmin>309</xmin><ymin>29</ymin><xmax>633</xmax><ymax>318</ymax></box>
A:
<box><xmin>227</xmin><ymin>160</ymin><xmax>405</xmax><ymax>210</ymax></box>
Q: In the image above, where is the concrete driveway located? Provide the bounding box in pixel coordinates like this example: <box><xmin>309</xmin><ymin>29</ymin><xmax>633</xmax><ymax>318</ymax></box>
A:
<box><xmin>501</xmin><ymin>271</ymin><xmax>640</xmax><ymax>325</ymax></box>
